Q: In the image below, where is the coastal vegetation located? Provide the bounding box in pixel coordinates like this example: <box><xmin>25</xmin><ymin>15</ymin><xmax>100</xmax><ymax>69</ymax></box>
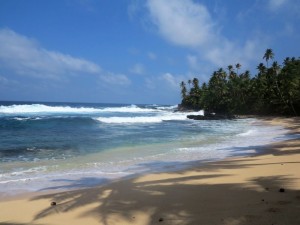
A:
<box><xmin>180</xmin><ymin>49</ymin><xmax>300</xmax><ymax>116</ymax></box>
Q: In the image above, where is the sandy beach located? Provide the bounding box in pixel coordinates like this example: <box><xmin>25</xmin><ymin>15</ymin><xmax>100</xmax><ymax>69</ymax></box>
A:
<box><xmin>1</xmin><ymin>117</ymin><xmax>300</xmax><ymax>225</ymax></box>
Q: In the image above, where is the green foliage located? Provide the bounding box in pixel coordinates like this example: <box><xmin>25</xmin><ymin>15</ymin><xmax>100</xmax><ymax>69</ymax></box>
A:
<box><xmin>179</xmin><ymin>49</ymin><xmax>300</xmax><ymax>116</ymax></box>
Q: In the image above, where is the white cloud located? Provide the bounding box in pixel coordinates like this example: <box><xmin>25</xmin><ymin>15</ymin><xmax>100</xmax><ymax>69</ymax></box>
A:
<box><xmin>99</xmin><ymin>73</ymin><xmax>131</xmax><ymax>86</ymax></box>
<box><xmin>268</xmin><ymin>0</ymin><xmax>289</xmax><ymax>10</ymax></box>
<box><xmin>146</xmin><ymin>0</ymin><xmax>261</xmax><ymax>68</ymax></box>
<box><xmin>0</xmin><ymin>28</ymin><xmax>101</xmax><ymax>79</ymax></box>
<box><xmin>160</xmin><ymin>73</ymin><xmax>188</xmax><ymax>89</ymax></box>
<box><xmin>145</xmin><ymin>77</ymin><xmax>156</xmax><ymax>89</ymax></box>
<box><xmin>160</xmin><ymin>73</ymin><xmax>178</xmax><ymax>88</ymax></box>
<box><xmin>204</xmin><ymin>39</ymin><xmax>261</xmax><ymax>68</ymax></box>
<box><xmin>0</xmin><ymin>28</ymin><xmax>131</xmax><ymax>86</ymax></box>
<box><xmin>130</xmin><ymin>63</ymin><xmax>145</xmax><ymax>75</ymax></box>
<box><xmin>128</xmin><ymin>0</ymin><xmax>142</xmax><ymax>19</ymax></box>
<box><xmin>147</xmin><ymin>0</ymin><xmax>216</xmax><ymax>48</ymax></box>
<box><xmin>266</xmin><ymin>0</ymin><xmax>300</xmax><ymax>17</ymax></box>
<box><xmin>145</xmin><ymin>72</ymin><xmax>187</xmax><ymax>90</ymax></box>
<box><xmin>187</xmin><ymin>54</ymin><xmax>201</xmax><ymax>71</ymax></box>
<box><xmin>147</xmin><ymin>52</ymin><xmax>157</xmax><ymax>60</ymax></box>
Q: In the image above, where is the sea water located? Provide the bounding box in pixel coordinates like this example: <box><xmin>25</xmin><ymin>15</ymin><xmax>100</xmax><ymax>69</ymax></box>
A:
<box><xmin>0</xmin><ymin>101</ymin><xmax>291</xmax><ymax>195</ymax></box>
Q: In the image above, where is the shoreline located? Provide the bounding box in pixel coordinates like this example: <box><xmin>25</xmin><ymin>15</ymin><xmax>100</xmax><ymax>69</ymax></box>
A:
<box><xmin>1</xmin><ymin>117</ymin><xmax>300</xmax><ymax>225</ymax></box>
<box><xmin>0</xmin><ymin>117</ymin><xmax>285</xmax><ymax>197</ymax></box>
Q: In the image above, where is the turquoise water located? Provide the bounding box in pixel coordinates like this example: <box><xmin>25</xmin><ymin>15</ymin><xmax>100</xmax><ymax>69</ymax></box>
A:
<box><xmin>0</xmin><ymin>101</ymin><xmax>289</xmax><ymax>195</ymax></box>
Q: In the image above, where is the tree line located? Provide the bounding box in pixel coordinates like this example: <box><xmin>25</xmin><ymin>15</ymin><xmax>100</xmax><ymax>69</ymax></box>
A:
<box><xmin>180</xmin><ymin>49</ymin><xmax>300</xmax><ymax>116</ymax></box>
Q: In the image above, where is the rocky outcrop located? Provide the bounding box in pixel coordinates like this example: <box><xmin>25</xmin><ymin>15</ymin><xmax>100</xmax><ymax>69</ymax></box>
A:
<box><xmin>187</xmin><ymin>113</ymin><xmax>236</xmax><ymax>120</ymax></box>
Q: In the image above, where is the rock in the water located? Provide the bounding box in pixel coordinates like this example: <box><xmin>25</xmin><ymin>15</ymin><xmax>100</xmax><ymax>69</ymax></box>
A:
<box><xmin>279</xmin><ymin>188</ymin><xmax>285</xmax><ymax>193</ymax></box>
<box><xmin>187</xmin><ymin>113</ymin><xmax>236</xmax><ymax>120</ymax></box>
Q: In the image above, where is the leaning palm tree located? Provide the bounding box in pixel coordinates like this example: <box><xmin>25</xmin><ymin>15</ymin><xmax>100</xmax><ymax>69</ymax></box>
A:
<box><xmin>263</xmin><ymin>49</ymin><xmax>274</xmax><ymax>68</ymax></box>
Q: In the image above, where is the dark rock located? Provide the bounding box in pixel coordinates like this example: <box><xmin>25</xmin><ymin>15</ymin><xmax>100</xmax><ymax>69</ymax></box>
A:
<box><xmin>176</xmin><ymin>104</ymin><xmax>200</xmax><ymax>112</ymax></box>
<box><xmin>279</xmin><ymin>188</ymin><xmax>285</xmax><ymax>193</ymax></box>
<box><xmin>158</xmin><ymin>218</ymin><xmax>164</xmax><ymax>222</ymax></box>
<box><xmin>51</xmin><ymin>201</ymin><xmax>56</xmax><ymax>206</ymax></box>
<box><xmin>187</xmin><ymin>113</ymin><xmax>236</xmax><ymax>120</ymax></box>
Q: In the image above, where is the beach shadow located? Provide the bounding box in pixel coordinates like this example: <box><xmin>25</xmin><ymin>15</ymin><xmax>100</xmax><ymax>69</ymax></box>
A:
<box><xmin>220</xmin><ymin>133</ymin><xmax>300</xmax><ymax>158</ymax></box>
<box><xmin>31</xmin><ymin>163</ymin><xmax>300</xmax><ymax>225</ymax></box>
<box><xmin>261</xmin><ymin>117</ymin><xmax>300</xmax><ymax>133</ymax></box>
<box><xmin>271</xmin><ymin>139</ymin><xmax>300</xmax><ymax>156</ymax></box>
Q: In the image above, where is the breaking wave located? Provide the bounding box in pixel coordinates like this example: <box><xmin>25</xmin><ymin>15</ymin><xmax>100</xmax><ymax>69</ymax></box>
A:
<box><xmin>0</xmin><ymin>104</ymin><xmax>161</xmax><ymax>115</ymax></box>
<box><xmin>95</xmin><ymin>113</ymin><xmax>189</xmax><ymax>124</ymax></box>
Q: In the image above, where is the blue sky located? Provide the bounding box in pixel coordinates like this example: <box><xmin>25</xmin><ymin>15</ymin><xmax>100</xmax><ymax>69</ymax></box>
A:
<box><xmin>0</xmin><ymin>0</ymin><xmax>299</xmax><ymax>104</ymax></box>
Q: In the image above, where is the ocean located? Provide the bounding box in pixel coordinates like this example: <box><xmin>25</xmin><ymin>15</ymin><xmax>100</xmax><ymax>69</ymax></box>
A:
<box><xmin>0</xmin><ymin>101</ymin><xmax>290</xmax><ymax>196</ymax></box>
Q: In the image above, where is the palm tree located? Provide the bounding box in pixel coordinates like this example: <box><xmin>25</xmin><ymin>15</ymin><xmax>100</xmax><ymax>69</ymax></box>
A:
<box><xmin>244</xmin><ymin>70</ymin><xmax>250</xmax><ymax>78</ymax></box>
<box><xmin>271</xmin><ymin>61</ymin><xmax>286</xmax><ymax>106</ymax></box>
<box><xmin>227</xmin><ymin>65</ymin><xmax>233</xmax><ymax>73</ymax></box>
<box><xmin>192</xmin><ymin>78</ymin><xmax>199</xmax><ymax>89</ymax></box>
<box><xmin>188</xmin><ymin>79</ymin><xmax>192</xmax><ymax>89</ymax></box>
<box><xmin>283</xmin><ymin>57</ymin><xmax>290</xmax><ymax>65</ymax></box>
<box><xmin>257</xmin><ymin>63</ymin><xmax>266</xmax><ymax>75</ymax></box>
<box><xmin>235</xmin><ymin>63</ymin><xmax>241</xmax><ymax>75</ymax></box>
<box><xmin>180</xmin><ymin>81</ymin><xmax>187</xmax><ymax>99</ymax></box>
<box><xmin>279</xmin><ymin>58</ymin><xmax>300</xmax><ymax>115</ymax></box>
<box><xmin>271</xmin><ymin>61</ymin><xmax>280</xmax><ymax>74</ymax></box>
<box><xmin>263</xmin><ymin>49</ymin><xmax>274</xmax><ymax>68</ymax></box>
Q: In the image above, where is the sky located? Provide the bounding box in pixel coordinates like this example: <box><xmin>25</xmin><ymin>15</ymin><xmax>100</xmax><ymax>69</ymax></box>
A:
<box><xmin>0</xmin><ymin>0</ymin><xmax>299</xmax><ymax>105</ymax></box>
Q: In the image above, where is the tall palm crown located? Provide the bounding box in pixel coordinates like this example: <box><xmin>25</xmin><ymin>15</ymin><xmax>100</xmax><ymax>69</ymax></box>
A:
<box><xmin>235</xmin><ymin>63</ymin><xmax>241</xmax><ymax>75</ymax></box>
<box><xmin>263</xmin><ymin>49</ymin><xmax>274</xmax><ymax>67</ymax></box>
<box><xmin>257</xmin><ymin>63</ymin><xmax>266</xmax><ymax>74</ymax></box>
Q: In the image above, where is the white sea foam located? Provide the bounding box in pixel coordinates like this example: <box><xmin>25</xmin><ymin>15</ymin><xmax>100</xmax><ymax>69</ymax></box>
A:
<box><xmin>155</xmin><ymin>105</ymin><xmax>178</xmax><ymax>110</ymax></box>
<box><xmin>95</xmin><ymin>112</ymin><xmax>188</xmax><ymax>124</ymax></box>
<box><xmin>100</xmin><ymin>105</ymin><xmax>160</xmax><ymax>113</ymax></box>
<box><xmin>12</xmin><ymin>117</ymin><xmax>31</xmax><ymax>121</ymax></box>
<box><xmin>237</xmin><ymin>129</ymin><xmax>256</xmax><ymax>136</ymax></box>
<box><xmin>0</xmin><ymin>104</ymin><xmax>99</xmax><ymax>114</ymax></box>
<box><xmin>0</xmin><ymin>104</ymin><xmax>160</xmax><ymax>115</ymax></box>
<box><xmin>12</xmin><ymin>116</ymin><xmax>43</xmax><ymax>121</ymax></box>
